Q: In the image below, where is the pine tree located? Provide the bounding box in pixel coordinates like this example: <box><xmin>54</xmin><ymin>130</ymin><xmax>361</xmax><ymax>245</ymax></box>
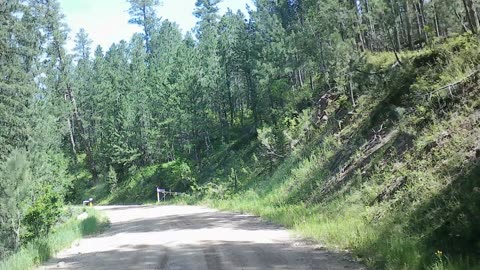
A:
<box><xmin>127</xmin><ymin>0</ymin><xmax>162</xmax><ymax>53</ymax></box>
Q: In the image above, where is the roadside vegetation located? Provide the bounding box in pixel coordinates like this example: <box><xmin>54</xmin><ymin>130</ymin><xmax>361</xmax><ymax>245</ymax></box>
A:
<box><xmin>0</xmin><ymin>207</ymin><xmax>108</xmax><ymax>270</ymax></box>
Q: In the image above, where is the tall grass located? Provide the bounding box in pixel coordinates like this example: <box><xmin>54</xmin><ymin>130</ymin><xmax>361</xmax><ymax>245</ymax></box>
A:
<box><xmin>0</xmin><ymin>207</ymin><xmax>108</xmax><ymax>270</ymax></box>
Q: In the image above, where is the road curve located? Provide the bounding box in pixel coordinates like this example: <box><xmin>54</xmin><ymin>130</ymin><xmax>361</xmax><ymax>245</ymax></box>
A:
<box><xmin>39</xmin><ymin>205</ymin><xmax>365</xmax><ymax>270</ymax></box>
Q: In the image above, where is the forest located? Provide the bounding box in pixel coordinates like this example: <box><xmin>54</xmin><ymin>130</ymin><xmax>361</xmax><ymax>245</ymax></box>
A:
<box><xmin>1</xmin><ymin>0</ymin><xmax>480</xmax><ymax>269</ymax></box>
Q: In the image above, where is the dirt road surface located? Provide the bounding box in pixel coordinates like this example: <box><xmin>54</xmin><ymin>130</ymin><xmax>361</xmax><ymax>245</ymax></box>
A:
<box><xmin>39</xmin><ymin>205</ymin><xmax>365</xmax><ymax>270</ymax></box>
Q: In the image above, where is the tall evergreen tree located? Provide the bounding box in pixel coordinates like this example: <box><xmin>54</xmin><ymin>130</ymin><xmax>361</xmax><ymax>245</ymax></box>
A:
<box><xmin>127</xmin><ymin>0</ymin><xmax>162</xmax><ymax>52</ymax></box>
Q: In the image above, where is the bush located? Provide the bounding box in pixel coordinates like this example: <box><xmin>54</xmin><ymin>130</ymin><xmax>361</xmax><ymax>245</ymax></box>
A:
<box><xmin>22</xmin><ymin>186</ymin><xmax>63</xmax><ymax>244</ymax></box>
<box><xmin>0</xmin><ymin>207</ymin><xmax>108</xmax><ymax>270</ymax></box>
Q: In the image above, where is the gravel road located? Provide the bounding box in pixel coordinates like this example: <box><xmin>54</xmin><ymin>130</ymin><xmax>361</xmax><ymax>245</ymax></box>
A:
<box><xmin>38</xmin><ymin>205</ymin><xmax>365</xmax><ymax>270</ymax></box>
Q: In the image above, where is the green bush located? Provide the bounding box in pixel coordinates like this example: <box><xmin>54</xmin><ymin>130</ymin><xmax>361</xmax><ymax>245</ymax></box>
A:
<box><xmin>22</xmin><ymin>186</ymin><xmax>63</xmax><ymax>243</ymax></box>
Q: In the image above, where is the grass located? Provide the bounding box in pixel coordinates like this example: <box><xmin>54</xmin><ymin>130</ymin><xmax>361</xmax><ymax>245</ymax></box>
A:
<box><xmin>0</xmin><ymin>207</ymin><xmax>109</xmax><ymax>270</ymax></box>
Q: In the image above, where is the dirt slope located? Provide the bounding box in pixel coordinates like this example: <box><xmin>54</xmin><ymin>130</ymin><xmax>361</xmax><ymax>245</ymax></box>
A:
<box><xmin>38</xmin><ymin>205</ymin><xmax>364</xmax><ymax>270</ymax></box>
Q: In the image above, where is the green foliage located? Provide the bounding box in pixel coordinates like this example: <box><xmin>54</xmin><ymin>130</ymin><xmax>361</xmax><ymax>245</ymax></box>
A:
<box><xmin>0</xmin><ymin>207</ymin><xmax>108</xmax><ymax>270</ymax></box>
<box><xmin>283</xmin><ymin>109</ymin><xmax>314</xmax><ymax>151</ymax></box>
<box><xmin>101</xmin><ymin>165</ymin><xmax>161</xmax><ymax>204</ymax></box>
<box><xmin>0</xmin><ymin>151</ymin><xmax>32</xmax><ymax>256</ymax></box>
<box><xmin>22</xmin><ymin>186</ymin><xmax>63</xmax><ymax>243</ymax></box>
<box><xmin>107</xmin><ymin>166</ymin><xmax>118</xmax><ymax>193</ymax></box>
<box><xmin>159</xmin><ymin>160</ymin><xmax>195</xmax><ymax>191</ymax></box>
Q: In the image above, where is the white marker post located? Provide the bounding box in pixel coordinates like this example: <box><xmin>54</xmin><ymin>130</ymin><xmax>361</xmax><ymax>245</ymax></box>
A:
<box><xmin>156</xmin><ymin>187</ymin><xmax>165</xmax><ymax>203</ymax></box>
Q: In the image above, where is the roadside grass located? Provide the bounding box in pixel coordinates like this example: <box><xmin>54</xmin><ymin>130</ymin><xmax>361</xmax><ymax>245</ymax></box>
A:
<box><xmin>185</xmin><ymin>181</ymin><xmax>479</xmax><ymax>270</ymax></box>
<box><xmin>0</xmin><ymin>207</ymin><xmax>108</xmax><ymax>270</ymax></box>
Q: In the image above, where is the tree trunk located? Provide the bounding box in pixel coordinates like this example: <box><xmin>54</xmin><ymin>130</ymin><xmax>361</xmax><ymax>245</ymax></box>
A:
<box><xmin>246</xmin><ymin>70</ymin><xmax>258</xmax><ymax>126</ymax></box>
<box><xmin>363</xmin><ymin>0</ymin><xmax>376</xmax><ymax>50</ymax></box>
<box><xmin>417</xmin><ymin>0</ymin><xmax>429</xmax><ymax>42</ymax></box>
<box><xmin>66</xmin><ymin>109</ymin><xmax>78</xmax><ymax>162</ymax></box>
<box><xmin>464</xmin><ymin>0</ymin><xmax>480</xmax><ymax>33</ymax></box>
<box><xmin>389</xmin><ymin>0</ymin><xmax>401</xmax><ymax>51</ymax></box>
<box><xmin>433</xmin><ymin>2</ymin><xmax>441</xmax><ymax>37</ymax></box>
<box><xmin>309</xmin><ymin>74</ymin><xmax>314</xmax><ymax>93</ymax></box>
<box><xmin>13</xmin><ymin>214</ymin><xmax>21</xmax><ymax>252</ymax></box>
<box><xmin>66</xmin><ymin>84</ymin><xmax>99</xmax><ymax>183</ymax></box>
<box><xmin>404</xmin><ymin>0</ymin><xmax>414</xmax><ymax>49</ymax></box>
<box><xmin>54</xmin><ymin>39</ymin><xmax>98</xmax><ymax>182</ymax></box>
<box><xmin>349</xmin><ymin>74</ymin><xmax>356</xmax><ymax>107</ymax></box>
<box><xmin>354</xmin><ymin>0</ymin><xmax>366</xmax><ymax>51</ymax></box>
<box><xmin>455</xmin><ymin>7</ymin><xmax>470</xmax><ymax>33</ymax></box>
<box><xmin>414</xmin><ymin>2</ymin><xmax>424</xmax><ymax>43</ymax></box>
<box><xmin>398</xmin><ymin>1</ymin><xmax>407</xmax><ymax>45</ymax></box>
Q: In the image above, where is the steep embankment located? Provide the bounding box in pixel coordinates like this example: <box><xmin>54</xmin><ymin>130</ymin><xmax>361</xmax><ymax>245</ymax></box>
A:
<box><xmin>185</xmin><ymin>36</ymin><xmax>480</xmax><ymax>270</ymax></box>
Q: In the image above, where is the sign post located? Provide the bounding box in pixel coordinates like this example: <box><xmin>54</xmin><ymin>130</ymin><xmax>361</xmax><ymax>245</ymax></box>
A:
<box><xmin>156</xmin><ymin>187</ymin><xmax>166</xmax><ymax>203</ymax></box>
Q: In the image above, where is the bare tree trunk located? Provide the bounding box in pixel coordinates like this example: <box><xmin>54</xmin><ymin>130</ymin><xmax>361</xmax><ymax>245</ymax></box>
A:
<box><xmin>66</xmin><ymin>84</ymin><xmax>99</xmax><ymax>183</ymax></box>
<box><xmin>354</xmin><ymin>0</ymin><xmax>366</xmax><ymax>51</ymax></box>
<box><xmin>349</xmin><ymin>74</ymin><xmax>356</xmax><ymax>107</ymax></box>
<box><xmin>398</xmin><ymin>1</ymin><xmax>407</xmax><ymax>45</ymax></box>
<box><xmin>463</xmin><ymin>0</ymin><xmax>473</xmax><ymax>31</ymax></box>
<box><xmin>364</xmin><ymin>0</ymin><xmax>376</xmax><ymax>50</ymax></box>
<box><xmin>13</xmin><ymin>214</ymin><xmax>21</xmax><ymax>252</ymax></box>
<box><xmin>54</xmin><ymin>39</ymin><xmax>98</xmax><ymax>182</ymax></box>
<box><xmin>298</xmin><ymin>69</ymin><xmax>304</xmax><ymax>87</ymax></box>
<box><xmin>309</xmin><ymin>74</ymin><xmax>314</xmax><ymax>93</ymax></box>
<box><xmin>455</xmin><ymin>7</ymin><xmax>470</xmax><ymax>32</ymax></box>
<box><xmin>466</xmin><ymin>0</ymin><xmax>480</xmax><ymax>33</ymax></box>
<box><xmin>404</xmin><ymin>0</ymin><xmax>414</xmax><ymax>49</ymax></box>
<box><xmin>390</xmin><ymin>0</ymin><xmax>401</xmax><ymax>50</ymax></box>
<box><xmin>413</xmin><ymin>2</ymin><xmax>425</xmax><ymax>45</ymax></box>
<box><xmin>418</xmin><ymin>0</ymin><xmax>429</xmax><ymax>42</ymax></box>
<box><xmin>66</xmin><ymin>116</ymin><xmax>78</xmax><ymax>163</ymax></box>
<box><xmin>433</xmin><ymin>2</ymin><xmax>441</xmax><ymax>37</ymax></box>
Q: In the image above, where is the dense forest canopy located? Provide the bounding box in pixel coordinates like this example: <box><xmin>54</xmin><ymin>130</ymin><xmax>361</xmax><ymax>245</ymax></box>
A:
<box><xmin>1</xmin><ymin>0</ymin><xmax>479</xmax><ymax>266</ymax></box>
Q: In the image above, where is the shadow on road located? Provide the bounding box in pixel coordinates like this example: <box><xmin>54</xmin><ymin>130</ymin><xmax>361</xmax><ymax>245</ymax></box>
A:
<box><xmin>39</xmin><ymin>206</ymin><xmax>364</xmax><ymax>270</ymax></box>
<box><xmin>103</xmin><ymin>210</ymin><xmax>283</xmax><ymax>236</ymax></box>
<box><xmin>47</xmin><ymin>241</ymin><xmax>358</xmax><ymax>270</ymax></box>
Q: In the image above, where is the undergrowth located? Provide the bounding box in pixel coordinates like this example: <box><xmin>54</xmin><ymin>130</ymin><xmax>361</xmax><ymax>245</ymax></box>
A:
<box><xmin>0</xmin><ymin>207</ymin><xmax>108</xmax><ymax>270</ymax></box>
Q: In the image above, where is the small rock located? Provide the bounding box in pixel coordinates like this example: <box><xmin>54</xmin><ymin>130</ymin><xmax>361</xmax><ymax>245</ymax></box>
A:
<box><xmin>57</xmin><ymin>261</ymin><xmax>65</xmax><ymax>267</ymax></box>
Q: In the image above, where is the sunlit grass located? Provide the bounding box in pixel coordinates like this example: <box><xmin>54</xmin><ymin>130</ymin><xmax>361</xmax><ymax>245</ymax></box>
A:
<box><xmin>0</xmin><ymin>207</ymin><xmax>108</xmax><ymax>270</ymax></box>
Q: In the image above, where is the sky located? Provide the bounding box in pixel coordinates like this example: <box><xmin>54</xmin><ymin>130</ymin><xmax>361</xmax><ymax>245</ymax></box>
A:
<box><xmin>58</xmin><ymin>0</ymin><xmax>253</xmax><ymax>52</ymax></box>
